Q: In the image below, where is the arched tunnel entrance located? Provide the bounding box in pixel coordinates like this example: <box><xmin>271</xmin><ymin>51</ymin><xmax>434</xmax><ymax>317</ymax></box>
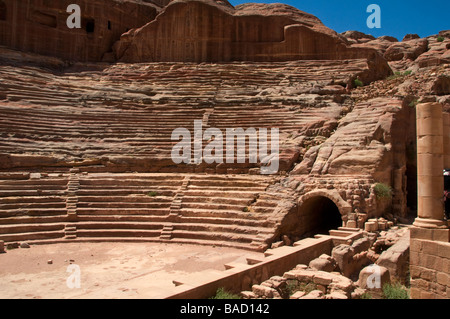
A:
<box><xmin>299</xmin><ymin>196</ymin><xmax>343</xmax><ymax>237</ymax></box>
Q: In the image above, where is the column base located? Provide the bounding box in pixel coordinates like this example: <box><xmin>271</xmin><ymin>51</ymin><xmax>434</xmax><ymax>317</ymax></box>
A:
<box><xmin>413</xmin><ymin>217</ymin><xmax>447</xmax><ymax>229</ymax></box>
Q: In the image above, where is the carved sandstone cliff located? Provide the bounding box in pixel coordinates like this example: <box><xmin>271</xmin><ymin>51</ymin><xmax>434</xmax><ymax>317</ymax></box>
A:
<box><xmin>113</xmin><ymin>0</ymin><xmax>390</xmax><ymax>72</ymax></box>
<box><xmin>0</xmin><ymin>0</ymin><xmax>159</xmax><ymax>61</ymax></box>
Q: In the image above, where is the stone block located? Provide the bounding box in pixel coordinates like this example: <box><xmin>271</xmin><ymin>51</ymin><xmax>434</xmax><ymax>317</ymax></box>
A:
<box><xmin>436</xmin><ymin>272</ymin><xmax>449</xmax><ymax>286</ymax></box>
<box><xmin>358</xmin><ymin>265</ymin><xmax>390</xmax><ymax>290</ymax></box>
<box><xmin>240</xmin><ymin>291</ymin><xmax>256</xmax><ymax>299</ymax></box>
<box><xmin>332</xmin><ymin>244</ymin><xmax>355</xmax><ymax>277</ymax></box>
<box><xmin>417</xmin><ymin>176</ymin><xmax>444</xmax><ymax>197</ymax></box>
<box><xmin>346</xmin><ymin>220</ymin><xmax>357</xmax><ymax>228</ymax></box>
<box><xmin>290</xmin><ymin>291</ymin><xmax>306</xmax><ymax>299</ymax></box>
<box><xmin>364</xmin><ymin>221</ymin><xmax>378</xmax><ymax>232</ymax></box>
<box><xmin>351</xmin><ymin>237</ymin><xmax>371</xmax><ymax>254</ymax></box>
<box><xmin>252</xmin><ymin>285</ymin><xmax>275</xmax><ymax>298</ymax></box>
<box><xmin>313</xmin><ymin>272</ymin><xmax>335</xmax><ymax>286</ymax></box>
<box><xmin>410</xmin><ymin>287</ymin><xmax>422</xmax><ymax>299</ymax></box>
<box><xmin>299</xmin><ymin>290</ymin><xmax>324</xmax><ymax>299</ymax></box>
<box><xmin>308</xmin><ymin>254</ymin><xmax>337</xmax><ymax>272</ymax></box>
<box><xmin>410</xmin><ymin>227</ymin><xmax>450</xmax><ymax>242</ymax></box>
<box><xmin>437</xmin><ymin>242</ymin><xmax>450</xmax><ymax>257</ymax></box>
<box><xmin>325</xmin><ymin>291</ymin><xmax>348</xmax><ymax>299</ymax></box>
<box><xmin>0</xmin><ymin>240</ymin><xmax>4</xmax><ymax>253</ymax></box>
<box><xmin>410</xmin><ymin>239</ymin><xmax>422</xmax><ymax>252</ymax></box>
<box><xmin>422</xmin><ymin>240</ymin><xmax>439</xmax><ymax>255</ymax></box>
<box><xmin>283</xmin><ymin>269</ymin><xmax>315</xmax><ymax>282</ymax></box>
<box><xmin>328</xmin><ymin>276</ymin><xmax>354</xmax><ymax>293</ymax></box>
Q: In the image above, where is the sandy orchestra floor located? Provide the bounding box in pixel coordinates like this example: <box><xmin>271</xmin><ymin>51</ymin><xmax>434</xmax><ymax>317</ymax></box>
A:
<box><xmin>0</xmin><ymin>242</ymin><xmax>263</xmax><ymax>299</ymax></box>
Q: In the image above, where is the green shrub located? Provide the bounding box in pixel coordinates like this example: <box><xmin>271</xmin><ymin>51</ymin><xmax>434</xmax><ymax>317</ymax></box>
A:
<box><xmin>147</xmin><ymin>191</ymin><xmax>158</xmax><ymax>197</ymax></box>
<box><xmin>388</xmin><ymin>70</ymin><xmax>413</xmax><ymax>80</ymax></box>
<box><xmin>382</xmin><ymin>283</ymin><xmax>410</xmax><ymax>299</ymax></box>
<box><xmin>210</xmin><ymin>287</ymin><xmax>241</xmax><ymax>299</ymax></box>
<box><xmin>374</xmin><ymin>183</ymin><xmax>393</xmax><ymax>200</ymax></box>
<box><xmin>284</xmin><ymin>280</ymin><xmax>317</xmax><ymax>297</ymax></box>
<box><xmin>361</xmin><ymin>292</ymin><xmax>373</xmax><ymax>299</ymax></box>
<box><xmin>409</xmin><ymin>99</ymin><xmax>419</xmax><ymax>108</ymax></box>
<box><xmin>354</xmin><ymin>78</ymin><xmax>364</xmax><ymax>87</ymax></box>
<box><xmin>437</xmin><ymin>36</ymin><xmax>445</xmax><ymax>42</ymax></box>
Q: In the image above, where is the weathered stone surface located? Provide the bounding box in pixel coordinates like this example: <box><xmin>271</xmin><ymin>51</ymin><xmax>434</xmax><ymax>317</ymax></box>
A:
<box><xmin>0</xmin><ymin>0</ymin><xmax>159</xmax><ymax>61</ymax></box>
<box><xmin>358</xmin><ymin>265</ymin><xmax>391</xmax><ymax>290</ymax></box>
<box><xmin>289</xmin><ymin>291</ymin><xmax>306</xmax><ymax>299</ymax></box>
<box><xmin>114</xmin><ymin>0</ymin><xmax>392</xmax><ymax>75</ymax></box>
<box><xmin>20</xmin><ymin>242</ymin><xmax>30</xmax><ymax>249</ymax></box>
<box><xmin>430</xmin><ymin>75</ymin><xmax>450</xmax><ymax>96</ymax></box>
<box><xmin>299</xmin><ymin>289</ymin><xmax>324</xmax><ymax>299</ymax></box>
<box><xmin>352</xmin><ymin>237</ymin><xmax>371</xmax><ymax>254</ymax></box>
<box><xmin>283</xmin><ymin>269</ymin><xmax>315</xmax><ymax>282</ymax></box>
<box><xmin>240</xmin><ymin>291</ymin><xmax>256</xmax><ymax>299</ymax></box>
<box><xmin>402</xmin><ymin>34</ymin><xmax>421</xmax><ymax>41</ymax></box>
<box><xmin>325</xmin><ymin>291</ymin><xmax>348</xmax><ymax>299</ymax></box>
<box><xmin>308</xmin><ymin>254</ymin><xmax>337</xmax><ymax>272</ymax></box>
<box><xmin>384</xmin><ymin>38</ymin><xmax>428</xmax><ymax>61</ymax></box>
<box><xmin>252</xmin><ymin>284</ymin><xmax>277</xmax><ymax>298</ymax></box>
<box><xmin>376</xmin><ymin>230</ymin><xmax>410</xmax><ymax>284</ymax></box>
<box><xmin>332</xmin><ymin>244</ymin><xmax>355</xmax><ymax>277</ymax></box>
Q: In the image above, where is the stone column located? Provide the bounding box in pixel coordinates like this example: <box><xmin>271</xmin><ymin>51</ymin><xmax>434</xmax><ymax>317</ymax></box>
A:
<box><xmin>443</xmin><ymin>112</ymin><xmax>450</xmax><ymax>169</ymax></box>
<box><xmin>414</xmin><ymin>102</ymin><xmax>446</xmax><ymax>228</ymax></box>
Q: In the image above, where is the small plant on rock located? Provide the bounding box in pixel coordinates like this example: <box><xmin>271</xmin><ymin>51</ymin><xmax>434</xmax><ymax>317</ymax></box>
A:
<box><xmin>437</xmin><ymin>36</ymin><xmax>445</xmax><ymax>42</ymax></box>
<box><xmin>284</xmin><ymin>280</ymin><xmax>317</xmax><ymax>297</ymax></box>
<box><xmin>354</xmin><ymin>78</ymin><xmax>364</xmax><ymax>88</ymax></box>
<box><xmin>382</xmin><ymin>283</ymin><xmax>410</xmax><ymax>299</ymax></box>
<box><xmin>210</xmin><ymin>287</ymin><xmax>241</xmax><ymax>299</ymax></box>
<box><xmin>374</xmin><ymin>183</ymin><xmax>393</xmax><ymax>200</ymax></box>
<box><xmin>147</xmin><ymin>191</ymin><xmax>158</xmax><ymax>197</ymax></box>
<box><xmin>361</xmin><ymin>292</ymin><xmax>373</xmax><ymax>299</ymax></box>
<box><xmin>409</xmin><ymin>99</ymin><xmax>419</xmax><ymax>108</ymax></box>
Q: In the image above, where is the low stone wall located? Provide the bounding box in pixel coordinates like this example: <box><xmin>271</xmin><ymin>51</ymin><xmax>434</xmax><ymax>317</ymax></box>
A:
<box><xmin>376</xmin><ymin>229</ymin><xmax>410</xmax><ymax>284</ymax></box>
<box><xmin>162</xmin><ymin>236</ymin><xmax>333</xmax><ymax>299</ymax></box>
<box><xmin>410</xmin><ymin>227</ymin><xmax>450</xmax><ymax>299</ymax></box>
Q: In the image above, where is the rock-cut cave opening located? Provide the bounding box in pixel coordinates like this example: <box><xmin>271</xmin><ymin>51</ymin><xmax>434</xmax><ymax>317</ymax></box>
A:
<box><xmin>299</xmin><ymin>196</ymin><xmax>343</xmax><ymax>236</ymax></box>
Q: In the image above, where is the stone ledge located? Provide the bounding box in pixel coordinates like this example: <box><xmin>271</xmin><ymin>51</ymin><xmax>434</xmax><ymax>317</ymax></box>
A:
<box><xmin>410</xmin><ymin>226</ymin><xmax>450</xmax><ymax>243</ymax></box>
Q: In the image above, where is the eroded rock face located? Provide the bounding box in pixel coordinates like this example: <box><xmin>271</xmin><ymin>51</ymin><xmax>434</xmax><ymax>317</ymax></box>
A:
<box><xmin>113</xmin><ymin>0</ymin><xmax>389</xmax><ymax>65</ymax></box>
<box><xmin>384</xmin><ymin>38</ymin><xmax>428</xmax><ymax>61</ymax></box>
<box><xmin>0</xmin><ymin>0</ymin><xmax>159</xmax><ymax>61</ymax></box>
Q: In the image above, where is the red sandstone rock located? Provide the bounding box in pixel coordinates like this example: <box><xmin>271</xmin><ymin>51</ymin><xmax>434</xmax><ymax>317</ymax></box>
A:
<box><xmin>113</xmin><ymin>0</ymin><xmax>390</xmax><ymax>65</ymax></box>
<box><xmin>0</xmin><ymin>0</ymin><xmax>159</xmax><ymax>61</ymax></box>
<box><xmin>384</xmin><ymin>38</ymin><xmax>428</xmax><ymax>61</ymax></box>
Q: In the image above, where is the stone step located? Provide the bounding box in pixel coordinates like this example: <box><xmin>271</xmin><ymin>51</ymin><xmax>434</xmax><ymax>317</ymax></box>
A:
<box><xmin>171</xmin><ymin>230</ymin><xmax>254</xmax><ymax>244</ymax></box>
<box><xmin>0</xmin><ymin>223</ymin><xmax>65</xmax><ymax>234</ymax></box>
<box><xmin>0</xmin><ymin>230</ymin><xmax>65</xmax><ymax>242</ymax></box>
<box><xmin>76</xmin><ymin>208</ymin><xmax>170</xmax><ymax>216</ymax></box>
<box><xmin>73</xmin><ymin>221</ymin><xmax>164</xmax><ymax>231</ymax></box>
<box><xmin>76</xmin><ymin>229</ymin><xmax>161</xmax><ymax>238</ymax></box>
<box><xmin>0</xmin><ymin>208</ymin><xmax>69</xmax><ymax>218</ymax></box>
<box><xmin>179</xmin><ymin>208</ymin><xmax>268</xmax><ymax>220</ymax></box>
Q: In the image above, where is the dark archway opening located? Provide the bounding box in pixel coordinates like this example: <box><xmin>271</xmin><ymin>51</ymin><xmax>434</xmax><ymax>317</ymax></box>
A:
<box><xmin>86</xmin><ymin>19</ymin><xmax>95</xmax><ymax>33</ymax></box>
<box><xmin>0</xmin><ymin>1</ymin><xmax>7</xmax><ymax>21</ymax></box>
<box><xmin>300</xmin><ymin>196</ymin><xmax>342</xmax><ymax>237</ymax></box>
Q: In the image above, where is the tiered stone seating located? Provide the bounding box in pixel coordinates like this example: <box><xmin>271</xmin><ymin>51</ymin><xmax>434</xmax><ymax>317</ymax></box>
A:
<box><xmin>170</xmin><ymin>175</ymin><xmax>279</xmax><ymax>249</ymax></box>
<box><xmin>0</xmin><ymin>171</ymin><xmax>280</xmax><ymax>250</ymax></box>
<box><xmin>0</xmin><ymin>56</ymin><xmax>385</xmax><ymax>250</ymax></box>
<box><xmin>74</xmin><ymin>173</ymin><xmax>183</xmax><ymax>239</ymax></box>
<box><xmin>0</xmin><ymin>173</ymin><xmax>68</xmax><ymax>242</ymax></box>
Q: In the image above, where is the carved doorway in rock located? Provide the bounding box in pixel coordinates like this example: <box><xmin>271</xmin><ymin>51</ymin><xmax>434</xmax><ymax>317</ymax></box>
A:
<box><xmin>0</xmin><ymin>1</ymin><xmax>6</xmax><ymax>21</ymax></box>
<box><xmin>299</xmin><ymin>196</ymin><xmax>342</xmax><ymax>236</ymax></box>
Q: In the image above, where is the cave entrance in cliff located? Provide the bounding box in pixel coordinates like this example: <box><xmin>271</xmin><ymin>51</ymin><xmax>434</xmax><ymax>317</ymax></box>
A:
<box><xmin>0</xmin><ymin>1</ymin><xmax>6</xmax><ymax>21</ymax></box>
<box><xmin>300</xmin><ymin>196</ymin><xmax>342</xmax><ymax>236</ymax></box>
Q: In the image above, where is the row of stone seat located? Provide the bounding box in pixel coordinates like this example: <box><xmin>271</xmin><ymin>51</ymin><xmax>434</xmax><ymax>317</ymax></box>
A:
<box><xmin>0</xmin><ymin>172</ymin><xmax>279</xmax><ymax>250</ymax></box>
